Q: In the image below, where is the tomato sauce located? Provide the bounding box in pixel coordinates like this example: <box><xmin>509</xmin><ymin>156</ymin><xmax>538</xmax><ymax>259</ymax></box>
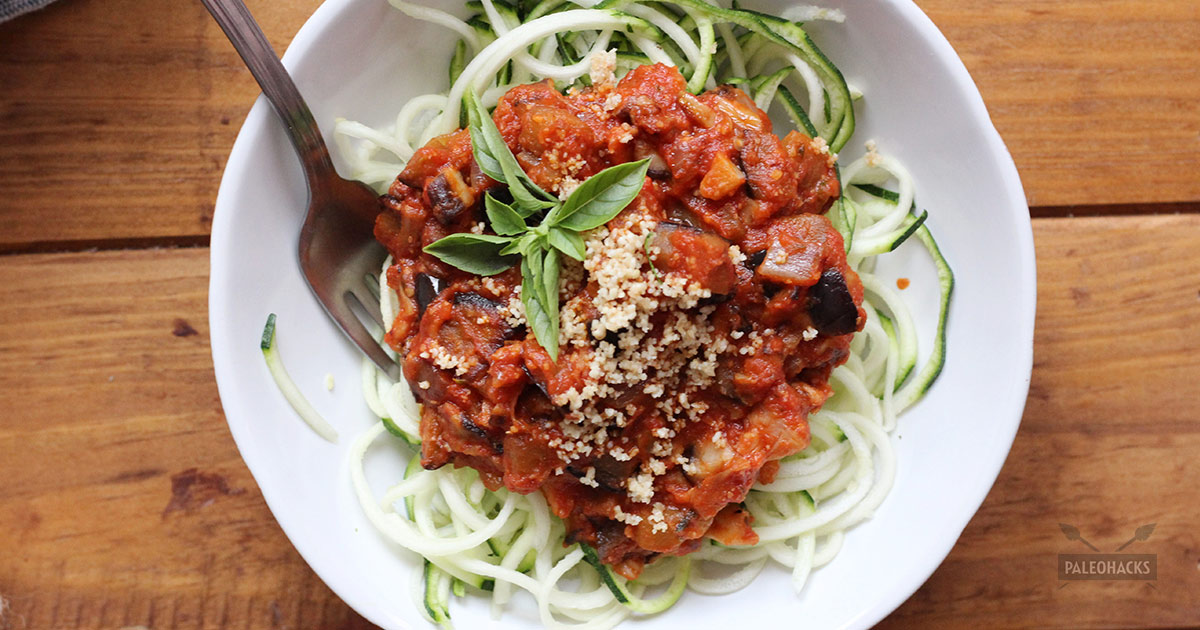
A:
<box><xmin>375</xmin><ymin>64</ymin><xmax>863</xmax><ymax>579</ymax></box>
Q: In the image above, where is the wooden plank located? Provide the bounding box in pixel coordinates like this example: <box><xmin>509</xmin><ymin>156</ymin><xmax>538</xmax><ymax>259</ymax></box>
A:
<box><xmin>0</xmin><ymin>247</ymin><xmax>371</xmax><ymax>629</ymax></box>
<box><xmin>1</xmin><ymin>215</ymin><xmax>1199</xmax><ymax>628</ymax></box>
<box><xmin>0</xmin><ymin>0</ymin><xmax>321</xmax><ymax>250</ymax></box>
<box><xmin>881</xmin><ymin>214</ymin><xmax>1200</xmax><ymax>628</ymax></box>
<box><xmin>1031</xmin><ymin>200</ymin><xmax>1200</xmax><ymax>219</ymax></box>
<box><xmin>918</xmin><ymin>0</ymin><xmax>1200</xmax><ymax>208</ymax></box>
<box><xmin>2</xmin><ymin>1</ymin><xmax>1199</xmax><ymax>250</ymax></box>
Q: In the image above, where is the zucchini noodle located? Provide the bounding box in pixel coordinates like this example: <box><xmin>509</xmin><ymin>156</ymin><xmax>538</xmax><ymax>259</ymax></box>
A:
<box><xmin>339</xmin><ymin>0</ymin><xmax>955</xmax><ymax>627</ymax></box>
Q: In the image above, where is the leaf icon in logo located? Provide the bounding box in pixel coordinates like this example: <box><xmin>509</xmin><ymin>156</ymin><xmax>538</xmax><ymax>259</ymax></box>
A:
<box><xmin>1116</xmin><ymin>523</ymin><xmax>1157</xmax><ymax>551</ymax></box>
<box><xmin>1059</xmin><ymin>523</ymin><xmax>1100</xmax><ymax>551</ymax></box>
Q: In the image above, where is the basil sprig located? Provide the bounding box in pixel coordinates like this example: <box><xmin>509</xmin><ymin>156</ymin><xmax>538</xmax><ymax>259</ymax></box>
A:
<box><xmin>422</xmin><ymin>90</ymin><xmax>650</xmax><ymax>360</ymax></box>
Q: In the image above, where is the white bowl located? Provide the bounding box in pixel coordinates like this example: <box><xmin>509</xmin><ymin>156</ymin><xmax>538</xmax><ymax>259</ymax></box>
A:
<box><xmin>209</xmin><ymin>1</ymin><xmax>1035</xmax><ymax>628</ymax></box>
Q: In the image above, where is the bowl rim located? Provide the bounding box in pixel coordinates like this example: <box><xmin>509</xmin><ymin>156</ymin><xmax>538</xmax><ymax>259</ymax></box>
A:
<box><xmin>209</xmin><ymin>0</ymin><xmax>1036</xmax><ymax>627</ymax></box>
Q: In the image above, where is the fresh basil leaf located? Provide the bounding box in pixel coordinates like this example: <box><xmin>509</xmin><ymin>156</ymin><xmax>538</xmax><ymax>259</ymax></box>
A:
<box><xmin>547</xmin><ymin>227</ymin><xmax>586</xmax><ymax>261</ymax></box>
<box><xmin>499</xmin><ymin>231</ymin><xmax>535</xmax><ymax>256</ymax></box>
<box><xmin>423</xmin><ymin>233</ymin><xmax>517</xmax><ymax>276</ymax></box>
<box><xmin>511</xmin><ymin>182</ymin><xmax>558</xmax><ymax>217</ymax></box>
<box><xmin>551</xmin><ymin>158</ymin><xmax>650</xmax><ymax>232</ymax></box>
<box><xmin>524</xmin><ymin>246</ymin><xmax>545</xmax><ymax>301</ymax></box>
<box><xmin>484</xmin><ymin>193</ymin><xmax>528</xmax><ymax>236</ymax></box>
<box><xmin>464</xmin><ymin>90</ymin><xmax>556</xmax><ymax>215</ymax></box>
<box><xmin>542</xmin><ymin>247</ymin><xmax>560</xmax><ymax>320</ymax></box>
<box><xmin>465</xmin><ymin>89</ymin><xmax>507</xmax><ymax>183</ymax></box>
<box><xmin>521</xmin><ymin>250</ymin><xmax>560</xmax><ymax>361</ymax></box>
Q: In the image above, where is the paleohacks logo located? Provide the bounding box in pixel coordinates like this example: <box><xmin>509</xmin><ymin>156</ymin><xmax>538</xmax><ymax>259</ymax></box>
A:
<box><xmin>1057</xmin><ymin>523</ymin><xmax>1157</xmax><ymax>588</ymax></box>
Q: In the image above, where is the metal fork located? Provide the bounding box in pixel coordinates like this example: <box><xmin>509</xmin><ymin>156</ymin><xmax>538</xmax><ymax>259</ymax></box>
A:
<box><xmin>203</xmin><ymin>0</ymin><xmax>401</xmax><ymax>380</ymax></box>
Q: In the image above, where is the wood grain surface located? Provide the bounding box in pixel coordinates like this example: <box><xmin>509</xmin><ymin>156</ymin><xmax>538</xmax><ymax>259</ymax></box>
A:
<box><xmin>1</xmin><ymin>0</ymin><xmax>1198</xmax><ymax>251</ymax></box>
<box><xmin>2</xmin><ymin>218</ymin><xmax>1197</xmax><ymax>629</ymax></box>
<box><xmin>0</xmin><ymin>248</ymin><xmax>375</xmax><ymax>629</ymax></box>
<box><xmin>0</xmin><ymin>0</ymin><xmax>1198</xmax><ymax>628</ymax></box>
<box><xmin>0</xmin><ymin>0</ymin><xmax>323</xmax><ymax>251</ymax></box>
<box><xmin>881</xmin><ymin>214</ymin><xmax>1200</xmax><ymax>628</ymax></box>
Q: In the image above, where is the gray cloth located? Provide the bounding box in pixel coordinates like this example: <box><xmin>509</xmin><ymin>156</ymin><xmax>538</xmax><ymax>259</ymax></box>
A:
<box><xmin>0</xmin><ymin>0</ymin><xmax>56</xmax><ymax>22</ymax></box>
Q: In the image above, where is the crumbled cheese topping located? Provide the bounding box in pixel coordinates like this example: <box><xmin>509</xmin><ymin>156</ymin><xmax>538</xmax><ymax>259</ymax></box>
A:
<box><xmin>502</xmin><ymin>284</ymin><xmax>526</xmax><ymax>327</ymax></box>
<box><xmin>610</xmin><ymin>446</ymin><xmax>635</xmax><ymax>461</ymax></box>
<box><xmin>864</xmin><ymin>139</ymin><xmax>882</xmax><ymax>168</ymax></box>
<box><xmin>482</xmin><ymin>277</ymin><xmax>504</xmax><ymax>295</ymax></box>
<box><xmin>418</xmin><ymin>342</ymin><xmax>474</xmax><ymax>376</ymax></box>
<box><xmin>680</xmin><ymin>455</ymin><xmax>700</xmax><ymax>476</ymax></box>
<box><xmin>523</xmin><ymin>208</ymin><xmax>747</xmax><ymax>505</ymax></box>
<box><xmin>541</xmin><ymin>149</ymin><xmax>588</xmax><ymax>195</ymax></box>
<box><xmin>613</xmin><ymin>504</ymin><xmax>643</xmax><ymax>526</ymax></box>
<box><xmin>615</xmin><ymin>123</ymin><xmax>635</xmax><ymax>144</ymax></box>
<box><xmin>589</xmin><ymin>49</ymin><xmax>618</xmax><ymax>89</ymax></box>
<box><xmin>579</xmin><ymin>466</ymin><xmax>599</xmax><ymax>488</ymax></box>
<box><xmin>603</xmin><ymin>92</ymin><xmax>623</xmax><ymax>112</ymax></box>
<box><xmin>406</xmin><ymin>79</ymin><xmax>781</xmax><ymax>511</ymax></box>
<box><xmin>557</xmin><ymin>176</ymin><xmax>582</xmax><ymax>200</ymax></box>
<box><xmin>810</xmin><ymin>135</ymin><xmax>837</xmax><ymax>167</ymax></box>
<box><xmin>737</xmin><ymin>328</ymin><xmax>769</xmax><ymax>356</ymax></box>
<box><xmin>648</xmin><ymin>502</ymin><xmax>668</xmax><ymax>533</ymax></box>
<box><xmin>626</xmin><ymin>470</ymin><xmax>655</xmax><ymax>503</ymax></box>
<box><xmin>728</xmin><ymin>245</ymin><xmax>747</xmax><ymax>266</ymax></box>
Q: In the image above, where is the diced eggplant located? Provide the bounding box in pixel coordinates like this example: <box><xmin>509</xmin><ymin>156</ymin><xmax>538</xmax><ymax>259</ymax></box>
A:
<box><xmin>410</xmin><ymin>359</ymin><xmax>451</xmax><ymax>402</ymax></box>
<box><xmin>516</xmin><ymin>380</ymin><xmax>556</xmax><ymax>422</ymax></box>
<box><xmin>743</xmin><ymin>249</ymin><xmax>767</xmax><ymax>270</ymax></box>
<box><xmin>755</xmin><ymin>215</ymin><xmax>831</xmax><ymax>286</ymax></box>
<box><xmin>426</xmin><ymin>168</ymin><xmax>475</xmax><ymax>225</ymax></box>
<box><xmin>633</xmin><ymin>140</ymin><xmax>671</xmax><ymax>180</ymax></box>
<box><xmin>647</xmin><ymin>152</ymin><xmax>671</xmax><ymax>180</ymax></box>
<box><xmin>655</xmin><ymin>220</ymin><xmax>700</xmax><ymax>235</ymax></box>
<box><xmin>452</xmin><ymin>291</ymin><xmax>502</xmax><ymax>310</ymax></box>
<box><xmin>518</xmin><ymin>360</ymin><xmax>549</xmax><ymax>396</ymax></box>
<box><xmin>446</xmin><ymin>291</ymin><xmax>512</xmax><ymax>358</ymax></box>
<box><xmin>608</xmin><ymin>384</ymin><xmax>650</xmax><ymax>411</ymax></box>
<box><xmin>461</xmin><ymin>416</ymin><xmax>503</xmax><ymax>454</ymax></box>
<box><xmin>663</xmin><ymin>203</ymin><xmax>706</xmax><ymax>229</ymax></box>
<box><xmin>651</xmin><ymin>222</ymin><xmax>737</xmax><ymax>295</ymax></box>
<box><xmin>674</xmin><ymin>508</ymin><xmax>696</xmax><ymax>533</ymax></box>
<box><xmin>591</xmin><ymin>454</ymin><xmax>638</xmax><ymax>491</ymax></box>
<box><xmin>806</xmin><ymin>268</ymin><xmax>858</xmax><ymax>335</ymax></box>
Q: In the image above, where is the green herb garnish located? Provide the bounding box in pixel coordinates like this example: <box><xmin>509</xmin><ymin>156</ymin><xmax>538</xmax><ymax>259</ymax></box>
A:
<box><xmin>422</xmin><ymin>90</ymin><xmax>650</xmax><ymax>361</ymax></box>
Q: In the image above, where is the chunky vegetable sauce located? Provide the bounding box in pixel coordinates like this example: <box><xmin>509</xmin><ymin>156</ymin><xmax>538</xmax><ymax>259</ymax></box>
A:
<box><xmin>375</xmin><ymin>64</ymin><xmax>863</xmax><ymax>579</ymax></box>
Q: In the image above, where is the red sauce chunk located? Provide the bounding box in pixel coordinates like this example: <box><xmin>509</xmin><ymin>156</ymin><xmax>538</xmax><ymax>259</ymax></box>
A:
<box><xmin>374</xmin><ymin>64</ymin><xmax>863</xmax><ymax>579</ymax></box>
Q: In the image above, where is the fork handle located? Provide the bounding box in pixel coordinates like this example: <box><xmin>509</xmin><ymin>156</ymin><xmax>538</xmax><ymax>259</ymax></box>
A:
<box><xmin>202</xmin><ymin>0</ymin><xmax>336</xmax><ymax>189</ymax></box>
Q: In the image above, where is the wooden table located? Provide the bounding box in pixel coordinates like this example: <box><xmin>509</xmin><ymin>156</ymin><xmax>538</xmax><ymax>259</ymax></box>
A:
<box><xmin>1</xmin><ymin>0</ymin><xmax>1197</xmax><ymax>627</ymax></box>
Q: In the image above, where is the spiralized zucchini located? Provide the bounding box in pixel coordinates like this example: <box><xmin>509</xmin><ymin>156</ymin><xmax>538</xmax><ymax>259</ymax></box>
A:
<box><xmin>339</xmin><ymin>1</ymin><xmax>955</xmax><ymax>628</ymax></box>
